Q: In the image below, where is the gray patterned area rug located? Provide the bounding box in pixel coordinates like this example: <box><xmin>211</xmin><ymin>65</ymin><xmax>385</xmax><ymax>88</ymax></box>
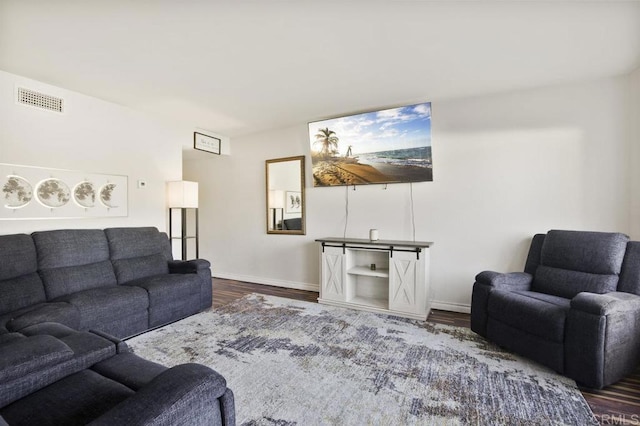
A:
<box><xmin>127</xmin><ymin>294</ymin><xmax>597</xmax><ymax>426</ymax></box>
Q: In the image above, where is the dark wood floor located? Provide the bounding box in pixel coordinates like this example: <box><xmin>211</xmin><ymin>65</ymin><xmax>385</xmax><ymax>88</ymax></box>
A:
<box><xmin>212</xmin><ymin>278</ymin><xmax>640</xmax><ymax>423</ymax></box>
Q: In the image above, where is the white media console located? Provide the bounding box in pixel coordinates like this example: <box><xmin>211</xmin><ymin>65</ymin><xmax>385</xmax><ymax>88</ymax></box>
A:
<box><xmin>316</xmin><ymin>237</ymin><xmax>433</xmax><ymax>320</ymax></box>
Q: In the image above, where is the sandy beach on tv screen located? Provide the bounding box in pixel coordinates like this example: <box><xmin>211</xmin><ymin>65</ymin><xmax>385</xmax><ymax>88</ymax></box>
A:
<box><xmin>312</xmin><ymin>158</ymin><xmax>432</xmax><ymax>186</ymax></box>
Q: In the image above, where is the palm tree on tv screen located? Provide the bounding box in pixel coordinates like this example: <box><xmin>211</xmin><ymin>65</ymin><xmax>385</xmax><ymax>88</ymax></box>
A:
<box><xmin>313</xmin><ymin>128</ymin><xmax>339</xmax><ymax>158</ymax></box>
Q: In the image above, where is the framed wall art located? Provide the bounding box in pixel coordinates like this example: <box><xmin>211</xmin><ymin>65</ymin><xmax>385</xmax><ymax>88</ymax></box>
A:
<box><xmin>1</xmin><ymin>163</ymin><xmax>128</xmax><ymax>220</ymax></box>
<box><xmin>285</xmin><ymin>191</ymin><xmax>302</xmax><ymax>214</ymax></box>
<box><xmin>194</xmin><ymin>132</ymin><xmax>221</xmax><ymax>155</ymax></box>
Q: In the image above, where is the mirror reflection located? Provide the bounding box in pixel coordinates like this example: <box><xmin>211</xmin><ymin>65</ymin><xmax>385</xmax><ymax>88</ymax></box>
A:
<box><xmin>266</xmin><ymin>156</ymin><xmax>305</xmax><ymax>234</ymax></box>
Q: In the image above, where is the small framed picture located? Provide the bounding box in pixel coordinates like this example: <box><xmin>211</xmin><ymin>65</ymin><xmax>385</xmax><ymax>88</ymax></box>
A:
<box><xmin>194</xmin><ymin>132</ymin><xmax>221</xmax><ymax>155</ymax></box>
<box><xmin>285</xmin><ymin>191</ymin><xmax>302</xmax><ymax>213</ymax></box>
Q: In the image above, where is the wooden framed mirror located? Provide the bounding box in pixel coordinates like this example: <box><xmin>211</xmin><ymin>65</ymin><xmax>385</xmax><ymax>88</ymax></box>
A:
<box><xmin>266</xmin><ymin>156</ymin><xmax>305</xmax><ymax>235</ymax></box>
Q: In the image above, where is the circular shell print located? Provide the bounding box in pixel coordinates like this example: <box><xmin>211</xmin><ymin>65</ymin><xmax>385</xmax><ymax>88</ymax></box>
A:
<box><xmin>36</xmin><ymin>178</ymin><xmax>71</xmax><ymax>208</ymax></box>
<box><xmin>99</xmin><ymin>183</ymin><xmax>118</xmax><ymax>208</ymax></box>
<box><xmin>73</xmin><ymin>181</ymin><xmax>96</xmax><ymax>208</ymax></box>
<box><xmin>2</xmin><ymin>175</ymin><xmax>33</xmax><ymax>208</ymax></box>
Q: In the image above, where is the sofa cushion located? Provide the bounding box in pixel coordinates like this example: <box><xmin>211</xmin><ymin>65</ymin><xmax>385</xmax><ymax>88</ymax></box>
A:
<box><xmin>40</xmin><ymin>261</ymin><xmax>118</xmax><ymax>300</ymax></box>
<box><xmin>1</xmin><ymin>324</ymin><xmax>117</xmax><ymax>408</ymax></box>
<box><xmin>91</xmin><ymin>353</ymin><xmax>167</xmax><ymax>391</ymax></box>
<box><xmin>1</xmin><ymin>302</ymin><xmax>80</xmax><ymax>333</ymax></box>
<box><xmin>0</xmin><ymin>335</ymin><xmax>73</xmax><ymax>383</ymax></box>
<box><xmin>33</xmin><ymin>229</ymin><xmax>119</xmax><ymax>299</ymax></box>
<box><xmin>532</xmin><ymin>265</ymin><xmax>619</xmax><ymax>299</ymax></box>
<box><xmin>33</xmin><ymin>229</ymin><xmax>111</xmax><ymax>269</ymax></box>
<box><xmin>0</xmin><ymin>234</ymin><xmax>47</xmax><ymax>316</ymax></box>
<box><xmin>105</xmin><ymin>227</ymin><xmax>171</xmax><ymax>261</ymax></box>
<box><xmin>126</xmin><ymin>274</ymin><xmax>200</xmax><ymax>308</ymax></box>
<box><xmin>55</xmin><ymin>286</ymin><xmax>148</xmax><ymax>331</ymax></box>
<box><xmin>105</xmin><ymin>227</ymin><xmax>172</xmax><ymax>283</ymax></box>
<box><xmin>0</xmin><ymin>370</ymin><xmax>135</xmax><ymax>425</ymax></box>
<box><xmin>112</xmin><ymin>254</ymin><xmax>169</xmax><ymax>284</ymax></box>
<box><xmin>540</xmin><ymin>230</ymin><xmax>628</xmax><ymax>275</ymax></box>
<box><xmin>0</xmin><ymin>332</ymin><xmax>79</xmax><ymax>408</ymax></box>
<box><xmin>488</xmin><ymin>290</ymin><xmax>570</xmax><ymax>342</ymax></box>
<box><xmin>0</xmin><ymin>234</ymin><xmax>37</xmax><ymax>281</ymax></box>
<box><xmin>127</xmin><ymin>274</ymin><xmax>201</xmax><ymax>327</ymax></box>
<box><xmin>0</xmin><ymin>274</ymin><xmax>46</xmax><ymax>316</ymax></box>
<box><xmin>20</xmin><ymin>323</ymin><xmax>116</xmax><ymax>363</ymax></box>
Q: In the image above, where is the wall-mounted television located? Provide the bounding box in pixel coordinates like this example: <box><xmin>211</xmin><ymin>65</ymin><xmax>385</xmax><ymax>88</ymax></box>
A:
<box><xmin>308</xmin><ymin>102</ymin><xmax>432</xmax><ymax>187</ymax></box>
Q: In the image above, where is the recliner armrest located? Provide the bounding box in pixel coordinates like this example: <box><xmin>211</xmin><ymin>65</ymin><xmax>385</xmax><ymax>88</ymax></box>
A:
<box><xmin>168</xmin><ymin>259</ymin><xmax>211</xmax><ymax>274</ymax></box>
<box><xmin>0</xmin><ymin>335</ymin><xmax>73</xmax><ymax>383</ymax></box>
<box><xmin>475</xmin><ymin>271</ymin><xmax>532</xmax><ymax>291</ymax></box>
<box><xmin>571</xmin><ymin>291</ymin><xmax>640</xmax><ymax>316</ymax></box>
<box><xmin>89</xmin><ymin>363</ymin><xmax>230</xmax><ymax>426</ymax></box>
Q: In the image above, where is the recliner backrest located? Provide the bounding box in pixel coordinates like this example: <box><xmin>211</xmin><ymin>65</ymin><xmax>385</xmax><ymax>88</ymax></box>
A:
<box><xmin>618</xmin><ymin>241</ymin><xmax>640</xmax><ymax>296</ymax></box>
<box><xmin>523</xmin><ymin>234</ymin><xmax>545</xmax><ymax>275</ymax></box>
<box><xmin>105</xmin><ymin>227</ymin><xmax>171</xmax><ymax>284</ymax></box>
<box><xmin>531</xmin><ymin>230</ymin><xmax>629</xmax><ymax>299</ymax></box>
<box><xmin>0</xmin><ymin>234</ymin><xmax>46</xmax><ymax>315</ymax></box>
<box><xmin>33</xmin><ymin>229</ymin><xmax>118</xmax><ymax>300</ymax></box>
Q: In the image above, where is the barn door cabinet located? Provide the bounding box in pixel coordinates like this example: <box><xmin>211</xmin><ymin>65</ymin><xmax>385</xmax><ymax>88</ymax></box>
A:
<box><xmin>316</xmin><ymin>237</ymin><xmax>433</xmax><ymax>321</ymax></box>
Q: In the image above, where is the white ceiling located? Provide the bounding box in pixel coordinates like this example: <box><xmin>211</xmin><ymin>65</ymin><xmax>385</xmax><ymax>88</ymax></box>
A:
<box><xmin>1</xmin><ymin>1</ymin><xmax>639</xmax><ymax>141</ymax></box>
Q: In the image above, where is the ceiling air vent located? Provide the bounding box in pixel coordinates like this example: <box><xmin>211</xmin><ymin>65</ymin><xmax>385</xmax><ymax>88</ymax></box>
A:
<box><xmin>17</xmin><ymin>87</ymin><xmax>64</xmax><ymax>113</ymax></box>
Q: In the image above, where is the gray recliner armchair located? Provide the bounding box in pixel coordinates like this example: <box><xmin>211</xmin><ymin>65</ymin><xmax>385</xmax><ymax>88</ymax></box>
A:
<box><xmin>471</xmin><ymin>230</ymin><xmax>640</xmax><ymax>389</ymax></box>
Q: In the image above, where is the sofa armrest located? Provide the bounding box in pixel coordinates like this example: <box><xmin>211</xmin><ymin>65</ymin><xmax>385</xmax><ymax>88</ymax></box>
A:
<box><xmin>0</xmin><ymin>335</ymin><xmax>73</xmax><ymax>383</ymax></box>
<box><xmin>168</xmin><ymin>259</ymin><xmax>211</xmax><ymax>274</ymax></box>
<box><xmin>89</xmin><ymin>363</ymin><xmax>231</xmax><ymax>426</ymax></box>
<box><xmin>571</xmin><ymin>291</ymin><xmax>640</xmax><ymax>316</ymax></box>
<box><xmin>475</xmin><ymin>271</ymin><xmax>532</xmax><ymax>291</ymax></box>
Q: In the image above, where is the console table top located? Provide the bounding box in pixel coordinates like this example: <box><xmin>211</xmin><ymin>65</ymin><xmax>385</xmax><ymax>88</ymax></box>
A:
<box><xmin>315</xmin><ymin>237</ymin><xmax>433</xmax><ymax>249</ymax></box>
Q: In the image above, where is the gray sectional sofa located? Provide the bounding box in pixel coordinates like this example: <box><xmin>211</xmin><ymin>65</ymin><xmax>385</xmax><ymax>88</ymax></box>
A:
<box><xmin>0</xmin><ymin>227</ymin><xmax>234</xmax><ymax>425</ymax></box>
<box><xmin>1</xmin><ymin>227</ymin><xmax>212</xmax><ymax>338</ymax></box>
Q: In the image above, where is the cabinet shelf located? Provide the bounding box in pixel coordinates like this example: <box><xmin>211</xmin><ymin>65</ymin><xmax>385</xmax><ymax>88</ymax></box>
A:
<box><xmin>348</xmin><ymin>296</ymin><xmax>388</xmax><ymax>310</ymax></box>
<box><xmin>347</xmin><ymin>266</ymin><xmax>389</xmax><ymax>278</ymax></box>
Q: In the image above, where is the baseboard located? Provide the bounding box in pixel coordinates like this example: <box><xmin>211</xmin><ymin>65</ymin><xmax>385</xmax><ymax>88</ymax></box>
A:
<box><xmin>213</xmin><ymin>272</ymin><xmax>320</xmax><ymax>293</ymax></box>
<box><xmin>431</xmin><ymin>300</ymin><xmax>471</xmax><ymax>314</ymax></box>
<box><xmin>213</xmin><ymin>273</ymin><xmax>469</xmax><ymax>313</ymax></box>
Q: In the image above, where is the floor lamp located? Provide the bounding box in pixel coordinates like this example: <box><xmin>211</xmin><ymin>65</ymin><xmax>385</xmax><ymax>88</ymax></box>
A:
<box><xmin>167</xmin><ymin>181</ymin><xmax>199</xmax><ymax>260</ymax></box>
<box><xmin>269</xmin><ymin>190</ymin><xmax>284</xmax><ymax>230</ymax></box>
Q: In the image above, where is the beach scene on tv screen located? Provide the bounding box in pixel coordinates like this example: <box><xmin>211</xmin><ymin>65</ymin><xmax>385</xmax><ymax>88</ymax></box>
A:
<box><xmin>308</xmin><ymin>102</ymin><xmax>432</xmax><ymax>187</ymax></box>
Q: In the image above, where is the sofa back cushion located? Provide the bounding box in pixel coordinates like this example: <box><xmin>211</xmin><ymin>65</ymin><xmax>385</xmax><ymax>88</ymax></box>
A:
<box><xmin>32</xmin><ymin>229</ymin><xmax>117</xmax><ymax>299</ymax></box>
<box><xmin>0</xmin><ymin>234</ymin><xmax>46</xmax><ymax>315</ymax></box>
<box><xmin>532</xmin><ymin>230</ymin><xmax>629</xmax><ymax>299</ymax></box>
<box><xmin>105</xmin><ymin>227</ymin><xmax>171</xmax><ymax>283</ymax></box>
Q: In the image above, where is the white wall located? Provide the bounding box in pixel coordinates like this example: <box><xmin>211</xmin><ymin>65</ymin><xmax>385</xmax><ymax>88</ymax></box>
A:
<box><xmin>0</xmin><ymin>70</ymin><xmax>184</xmax><ymax>235</ymax></box>
<box><xmin>185</xmin><ymin>126</ymin><xmax>312</xmax><ymax>290</ymax></box>
<box><xmin>187</xmin><ymin>76</ymin><xmax>632</xmax><ymax>311</ymax></box>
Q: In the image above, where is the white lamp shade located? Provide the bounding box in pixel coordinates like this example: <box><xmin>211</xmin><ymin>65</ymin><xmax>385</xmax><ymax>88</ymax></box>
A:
<box><xmin>269</xmin><ymin>190</ymin><xmax>285</xmax><ymax>209</ymax></box>
<box><xmin>167</xmin><ymin>181</ymin><xmax>199</xmax><ymax>208</ymax></box>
